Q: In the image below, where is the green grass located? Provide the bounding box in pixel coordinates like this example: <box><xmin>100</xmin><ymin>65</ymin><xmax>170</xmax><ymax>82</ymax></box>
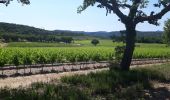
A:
<box><xmin>136</xmin><ymin>43</ymin><xmax>167</xmax><ymax>48</ymax></box>
<box><xmin>7</xmin><ymin>42</ymin><xmax>80</xmax><ymax>47</ymax></box>
<box><xmin>134</xmin><ymin>63</ymin><xmax>170</xmax><ymax>81</ymax></box>
<box><xmin>7</xmin><ymin>40</ymin><xmax>121</xmax><ymax>47</ymax></box>
<box><xmin>75</xmin><ymin>40</ymin><xmax>167</xmax><ymax>48</ymax></box>
<box><xmin>6</xmin><ymin>40</ymin><xmax>167</xmax><ymax>48</ymax></box>
<box><xmin>0</xmin><ymin>63</ymin><xmax>170</xmax><ymax>100</ymax></box>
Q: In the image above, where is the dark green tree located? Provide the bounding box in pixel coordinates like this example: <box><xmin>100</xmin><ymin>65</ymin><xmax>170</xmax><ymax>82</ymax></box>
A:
<box><xmin>91</xmin><ymin>39</ymin><xmax>100</xmax><ymax>46</ymax></box>
<box><xmin>78</xmin><ymin>0</ymin><xmax>170</xmax><ymax>70</ymax></box>
<box><xmin>163</xmin><ymin>19</ymin><xmax>170</xmax><ymax>46</ymax></box>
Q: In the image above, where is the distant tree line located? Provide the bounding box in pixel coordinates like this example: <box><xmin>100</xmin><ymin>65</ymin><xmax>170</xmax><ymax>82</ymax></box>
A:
<box><xmin>136</xmin><ymin>37</ymin><xmax>163</xmax><ymax>43</ymax></box>
<box><xmin>111</xmin><ymin>35</ymin><xmax>163</xmax><ymax>43</ymax></box>
<box><xmin>0</xmin><ymin>33</ymin><xmax>73</xmax><ymax>43</ymax></box>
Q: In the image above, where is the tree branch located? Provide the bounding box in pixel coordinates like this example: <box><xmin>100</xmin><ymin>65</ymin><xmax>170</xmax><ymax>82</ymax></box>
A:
<box><xmin>96</xmin><ymin>0</ymin><xmax>128</xmax><ymax>23</ymax></box>
<box><xmin>135</xmin><ymin>4</ymin><xmax>170</xmax><ymax>25</ymax></box>
<box><xmin>0</xmin><ymin>0</ymin><xmax>6</xmax><ymax>3</ymax></box>
<box><xmin>118</xmin><ymin>3</ymin><xmax>132</xmax><ymax>9</ymax></box>
<box><xmin>128</xmin><ymin>0</ymin><xmax>140</xmax><ymax>20</ymax></box>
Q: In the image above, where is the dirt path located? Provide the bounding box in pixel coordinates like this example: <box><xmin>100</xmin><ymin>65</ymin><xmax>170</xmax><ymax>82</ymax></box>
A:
<box><xmin>0</xmin><ymin>43</ymin><xmax>7</xmax><ymax>47</ymax></box>
<box><xmin>0</xmin><ymin>60</ymin><xmax>170</xmax><ymax>89</ymax></box>
<box><xmin>0</xmin><ymin>63</ymin><xmax>168</xmax><ymax>89</ymax></box>
<box><xmin>0</xmin><ymin>68</ymin><xmax>108</xmax><ymax>88</ymax></box>
<box><xmin>0</xmin><ymin>62</ymin><xmax>170</xmax><ymax>100</ymax></box>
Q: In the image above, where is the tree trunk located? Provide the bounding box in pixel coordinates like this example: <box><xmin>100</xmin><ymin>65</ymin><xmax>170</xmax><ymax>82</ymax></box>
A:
<box><xmin>1</xmin><ymin>67</ymin><xmax>3</xmax><ymax>75</ymax></box>
<box><xmin>41</xmin><ymin>64</ymin><xmax>44</xmax><ymax>72</ymax></box>
<box><xmin>51</xmin><ymin>63</ymin><xmax>54</xmax><ymax>71</ymax></box>
<box><xmin>120</xmin><ymin>25</ymin><xmax>136</xmax><ymax>71</ymax></box>
<box><xmin>29</xmin><ymin>65</ymin><xmax>32</xmax><ymax>73</ymax></box>
<box><xmin>24</xmin><ymin>65</ymin><xmax>26</xmax><ymax>74</ymax></box>
<box><xmin>16</xmin><ymin>66</ymin><xmax>18</xmax><ymax>74</ymax></box>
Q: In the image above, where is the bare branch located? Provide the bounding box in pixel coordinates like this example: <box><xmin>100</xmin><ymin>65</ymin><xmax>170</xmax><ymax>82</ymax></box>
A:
<box><xmin>118</xmin><ymin>3</ymin><xmax>132</xmax><ymax>9</ymax></box>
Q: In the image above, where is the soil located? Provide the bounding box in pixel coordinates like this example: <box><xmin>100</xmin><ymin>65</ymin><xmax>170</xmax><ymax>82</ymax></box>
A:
<box><xmin>143</xmin><ymin>81</ymin><xmax>170</xmax><ymax>100</ymax></box>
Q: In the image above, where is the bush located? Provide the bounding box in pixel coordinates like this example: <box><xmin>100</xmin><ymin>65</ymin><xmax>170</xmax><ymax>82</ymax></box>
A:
<box><xmin>91</xmin><ymin>39</ymin><xmax>99</xmax><ymax>46</ymax></box>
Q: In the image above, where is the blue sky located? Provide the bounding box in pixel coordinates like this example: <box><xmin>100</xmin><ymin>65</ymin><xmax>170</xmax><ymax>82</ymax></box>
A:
<box><xmin>0</xmin><ymin>0</ymin><xmax>169</xmax><ymax>32</ymax></box>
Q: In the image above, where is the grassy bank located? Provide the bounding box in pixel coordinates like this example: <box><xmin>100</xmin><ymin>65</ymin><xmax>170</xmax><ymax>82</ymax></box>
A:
<box><xmin>0</xmin><ymin>63</ymin><xmax>170</xmax><ymax>100</ymax></box>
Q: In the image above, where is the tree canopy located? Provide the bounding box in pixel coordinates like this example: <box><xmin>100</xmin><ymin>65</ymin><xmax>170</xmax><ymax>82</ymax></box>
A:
<box><xmin>0</xmin><ymin>0</ymin><xmax>30</xmax><ymax>5</ymax></box>
<box><xmin>163</xmin><ymin>19</ymin><xmax>170</xmax><ymax>46</ymax></box>
<box><xmin>78</xmin><ymin>0</ymin><xmax>170</xmax><ymax>26</ymax></box>
<box><xmin>79</xmin><ymin>0</ymin><xmax>170</xmax><ymax>70</ymax></box>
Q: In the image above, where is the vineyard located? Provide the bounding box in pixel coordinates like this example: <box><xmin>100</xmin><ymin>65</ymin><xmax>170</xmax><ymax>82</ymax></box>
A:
<box><xmin>0</xmin><ymin>47</ymin><xmax>170</xmax><ymax>69</ymax></box>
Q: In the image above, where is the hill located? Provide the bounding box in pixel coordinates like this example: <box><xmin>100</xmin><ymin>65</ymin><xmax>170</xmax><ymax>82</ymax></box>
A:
<box><xmin>0</xmin><ymin>22</ymin><xmax>85</xmax><ymax>36</ymax></box>
<box><xmin>0</xmin><ymin>22</ymin><xmax>164</xmax><ymax>43</ymax></box>
<box><xmin>0</xmin><ymin>22</ymin><xmax>89</xmax><ymax>42</ymax></box>
<box><xmin>0</xmin><ymin>22</ymin><xmax>163</xmax><ymax>38</ymax></box>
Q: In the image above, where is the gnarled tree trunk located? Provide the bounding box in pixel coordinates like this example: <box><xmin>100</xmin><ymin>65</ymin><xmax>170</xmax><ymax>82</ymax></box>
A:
<box><xmin>120</xmin><ymin>24</ymin><xmax>136</xmax><ymax>71</ymax></box>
